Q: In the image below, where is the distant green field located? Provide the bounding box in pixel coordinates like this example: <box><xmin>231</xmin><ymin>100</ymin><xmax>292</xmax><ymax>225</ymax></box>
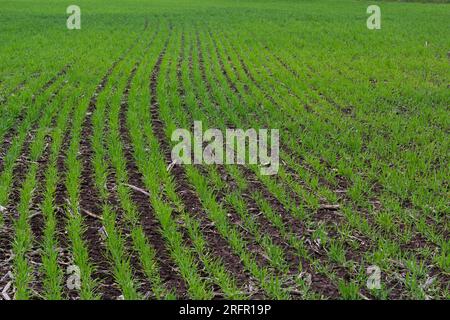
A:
<box><xmin>0</xmin><ymin>0</ymin><xmax>448</xmax><ymax>300</ymax></box>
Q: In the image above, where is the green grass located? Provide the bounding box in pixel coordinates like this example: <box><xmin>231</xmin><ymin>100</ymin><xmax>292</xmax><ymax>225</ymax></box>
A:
<box><xmin>0</xmin><ymin>0</ymin><xmax>448</xmax><ymax>300</ymax></box>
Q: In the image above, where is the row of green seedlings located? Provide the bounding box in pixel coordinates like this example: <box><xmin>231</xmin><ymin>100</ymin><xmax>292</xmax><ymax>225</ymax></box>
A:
<box><xmin>226</xmin><ymin>30</ymin><xmax>448</xmax><ymax>298</ymax></box>
<box><xmin>87</xmin><ymin>34</ymin><xmax>149</xmax><ymax>299</ymax></box>
<box><xmin>9</xmin><ymin>20</ymin><xmax>160</xmax><ymax>300</ymax></box>
<box><xmin>199</xmin><ymin>25</ymin><xmax>388</xmax><ymax>300</ymax></box>
<box><xmin>38</xmin><ymin>61</ymin><xmax>122</xmax><ymax>300</ymax></box>
<box><xmin>61</xmin><ymin>35</ymin><xmax>143</xmax><ymax>299</ymax></box>
<box><xmin>77</xmin><ymin>23</ymin><xmax>204</xmax><ymax>300</ymax></box>
<box><xmin>38</xmin><ymin>85</ymin><xmax>89</xmax><ymax>299</ymax></box>
<box><xmin>206</xmin><ymin>26</ymin><xmax>414</xmax><ymax>299</ymax></box>
<box><xmin>189</xmin><ymin>36</ymin><xmax>293</xmax><ymax>277</ymax></box>
<box><xmin>192</xmin><ymin>27</ymin><xmax>358</xmax><ymax>299</ymax></box>
<box><xmin>87</xmin><ymin>25</ymin><xmax>206</xmax><ymax>299</ymax></box>
<box><xmin>0</xmin><ymin>38</ymin><xmax>71</xmax><ymax>101</ymax></box>
<box><xmin>241</xmin><ymin>48</ymin><xmax>447</xmax><ymax>299</ymax></box>
<box><xmin>213</xmin><ymin>26</ymin><xmax>444</xmax><ymax>298</ymax></box>
<box><xmin>0</xmin><ymin>77</ymin><xmax>68</xmax><ymax>296</ymax></box>
<box><xmin>12</xmin><ymin>80</ymin><xmax>77</xmax><ymax>299</ymax></box>
<box><xmin>0</xmin><ymin>64</ymin><xmax>69</xmax><ymax>143</ymax></box>
<box><xmin>243</xmin><ymin>23</ymin><xmax>447</xmax><ymax>252</ymax></box>
<box><xmin>189</xmin><ymin>31</ymin><xmax>320</xmax><ymax>297</ymax></box>
<box><xmin>0</xmin><ymin>78</ymin><xmax>69</xmax><ymax>227</ymax></box>
<box><xmin>261</xmin><ymin>35</ymin><xmax>447</xmax><ymax>251</ymax></box>
<box><xmin>62</xmin><ymin>24</ymin><xmax>164</xmax><ymax>299</ymax></box>
<box><xmin>189</xmin><ymin>28</ymin><xmax>338</xmax><ymax>298</ymax></box>
<box><xmin>125</xmin><ymin>26</ymin><xmax>268</xmax><ymax>299</ymax></box>
<box><xmin>105</xmin><ymin>25</ymin><xmax>177</xmax><ymax>300</ymax></box>
<box><xmin>0</xmin><ymin>72</ymin><xmax>36</xmax><ymax>106</ymax></box>
<box><xmin>163</xmin><ymin>27</ymin><xmax>292</xmax><ymax>299</ymax></box>
<box><xmin>110</xmin><ymin>25</ymin><xmax>248</xmax><ymax>298</ymax></box>
<box><xmin>180</xmin><ymin>30</ymin><xmax>300</xmax><ymax>297</ymax></box>
<box><xmin>124</xmin><ymin>26</ymin><xmax>219</xmax><ymax>299</ymax></box>
<box><xmin>131</xmin><ymin>28</ymin><xmax>248</xmax><ymax>299</ymax></box>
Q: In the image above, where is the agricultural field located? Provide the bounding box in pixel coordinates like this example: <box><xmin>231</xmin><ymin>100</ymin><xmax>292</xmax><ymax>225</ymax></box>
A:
<box><xmin>0</xmin><ymin>0</ymin><xmax>448</xmax><ymax>301</ymax></box>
